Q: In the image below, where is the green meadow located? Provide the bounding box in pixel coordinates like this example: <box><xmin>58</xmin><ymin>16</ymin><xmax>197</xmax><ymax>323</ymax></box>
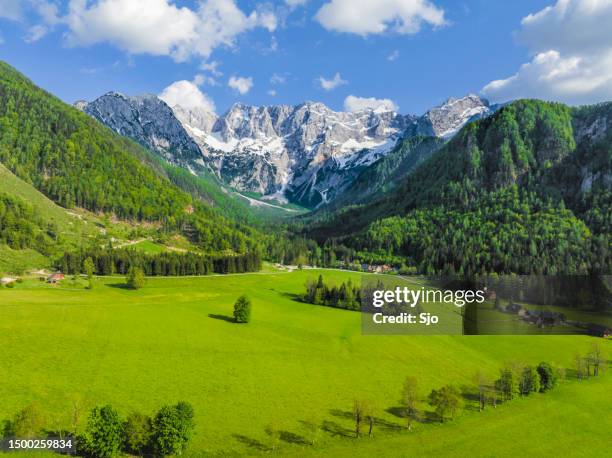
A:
<box><xmin>0</xmin><ymin>269</ymin><xmax>610</xmax><ymax>456</ymax></box>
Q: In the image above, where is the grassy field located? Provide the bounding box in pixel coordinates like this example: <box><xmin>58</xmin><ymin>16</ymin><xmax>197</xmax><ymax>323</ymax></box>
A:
<box><xmin>0</xmin><ymin>270</ymin><xmax>610</xmax><ymax>456</ymax></box>
<box><xmin>0</xmin><ymin>245</ymin><xmax>50</xmax><ymax>273</ymax></box>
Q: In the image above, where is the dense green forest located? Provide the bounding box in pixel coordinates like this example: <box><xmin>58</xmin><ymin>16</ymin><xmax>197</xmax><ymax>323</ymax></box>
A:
<box><xmin>0</xmin><ymin>191</ymin><xmax>58</xmax><ymax>256</ymax></box>
<box><xmin>58</xmin><ymin>249</ymin><xmax>262</xmax><ymax>276</ymax></box>
<box><xmin>302</xmin><ymin>274</ymin><xmax>361</xmax><ymax>310</ymax></box>
<box><xmin>304</xmin><ymin>100</ymin><xmax>611</xmax><ymax>275</ymax></box>
<box><xmin>0</xmin><ymin>61</ymin><xmax>263</xmax><ymax>263</ymax></box>
<box><xmin>329</xmin><ymin>135</ymin><xmax>445</xmax><ymax>209</ymax></box>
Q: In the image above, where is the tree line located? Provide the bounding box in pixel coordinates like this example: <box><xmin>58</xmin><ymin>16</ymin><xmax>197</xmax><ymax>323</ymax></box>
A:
<box><xmin>57</xmin><ymin>248</ymin><xmax>262</xmax><ymax>276</ymax></box>
<box><xmin>351</xmin><ymin>342</ymin><xmax>606</xmax><ymax>438</ymax></box>
<box><xmin>2</xmin><ymin>401</ymin><xmax>195</xmax><ymax>457</ymax></box>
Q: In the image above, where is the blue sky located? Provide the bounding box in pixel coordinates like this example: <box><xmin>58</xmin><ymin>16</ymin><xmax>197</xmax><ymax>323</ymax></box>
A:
<box><xmin>1</xmin><ymin>0</ymin><xmax>611</xmax><ymax>115</ymax></box>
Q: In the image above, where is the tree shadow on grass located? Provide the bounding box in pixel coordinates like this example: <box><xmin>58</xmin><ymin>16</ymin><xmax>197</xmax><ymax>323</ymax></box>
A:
<box><xmin>208</xmin><ymin>313</ymin><xmax>235</xmax><ymax>323</ymax></box>
<box><xmin>385</xmin><ymin>406</ymin><xmax>439</xmax><ymax>424</ymax></box>
<box><xmin>232</xmin><ymin>434</ymin><xmax>270</xmax><ymax>452</ymax></box>
<box><xmin>279</xmin><ymin>291</ymin><xmax>302</xmax><ymax>302</ymax></box>
<box><xmin>279</xmin><ymin>430</ymin><xmax>310</xmax><ymax>445</ymax></box>
<box><xmin>105</xmin><ymin>283</ymin><xmax>131</xmax><ymax>290</ymax></box>
<box><xmin>321</xmin><ymin>420</ymin><xmax>353</xmax><ymax>438</ymax></box>
<box><xmin>329</xmin><ymin>409</ymin><xmax>403</xmax><ymax>432</ymax></box>
<box><xmin>460</xmin><ymin>389</ymin><xmax>481</xmax><ymax>412</ymax></box>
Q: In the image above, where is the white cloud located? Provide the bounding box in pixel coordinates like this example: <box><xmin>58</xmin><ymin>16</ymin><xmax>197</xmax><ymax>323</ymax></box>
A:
<box><xmin>200</xmin><ymin>60</ymin><xmax>222</xmax><ymax>77</ymax></box>
<box><xmin>1</xmin><ymin>0</ymin><xmax>59</xmax><ymax>41</ymax></box>
<box><xmin>159</xmin><ymin>79</ymin><xmax>216</xmax><ymax>113</ymax></box>
<box><xmin>228</xmin><ymin>75</ymin><xmax>253</xmax><ymax>94</ymax></box>
<box><xmin>285</xmin><ymin>0</ymin><xmax>307</xmax><ymax>7</ymax></box>
<box><xmin>24</xmin><ymin>24</ymin><xmax>48</xmax><ymax>42</ymax></box>
<box><xmin>344</xmin><ymin>95</ymin><xmax>398</xmax><ymax>112</ymax></box>
<box><xmin>482</xmin><ymin>0</ymin><xmax>612</xmax><ymax>105</ymax></box>
<box><xmin>268</xmin><ymin>89</ymin><xmax>277</xmax><ymax>96</ymax></box>
<box><xmin>0</xmin><ymin>0</ymin><xmax>22</xmax><ymax>21</ymax></box>
<box><xmin>387</xmin><ymin>49</ymin><xmax>400</xmax><ymax>61</ymax></box>
<box><xmin>193</xmin><ymin>74</ymin><xmax>206</xmax><ymax>86</ymax></box>
<box><xmin>270</xmin><ymin>73</ymin><xmax>287</xmax><ymax>85</ymax></box>
<box><xmin>315</xmin><ymin>0</ymin><xmax>446</xmax><ymax>36</ymax></box>
<box><xmin>193</xmin><ymin>72</ymin><xmax>218</xmax><ymax>86</ymax></box>
<box><xmin>64</xmin><ymin>0</ymin><xmax>277</xmax><ymax>61</ymax></box>
<box><xmin>33</xmin><ymin>0</ymin><xmax>60</xmax><ymax>25</ymax></box>
<box><xmin>257</xmin><ymin>10</ymin><xmax>277</xmax><ymax>32</ymax></box>
<box><xmin>317</xmin><ymin>72</ymin><xmax>347</xmax><ymax>90</ymax></box>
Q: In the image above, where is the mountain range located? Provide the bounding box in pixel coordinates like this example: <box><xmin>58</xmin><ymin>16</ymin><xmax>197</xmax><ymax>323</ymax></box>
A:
<box><xmin>0</xmin><ymin>60</ymin><xmax>609</xmax><ymax>276</ymax></box>
<box><xmin>77</xmin><ymin>92</ymin><xmax>494</xmax><ymax>207</ymax></box>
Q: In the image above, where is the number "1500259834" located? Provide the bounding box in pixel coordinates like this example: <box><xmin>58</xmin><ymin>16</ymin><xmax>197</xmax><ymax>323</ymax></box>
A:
<box><xmin>6</xmin><ymin>439</ymin><xmax>73</xmax><ymax>450</ymax></box>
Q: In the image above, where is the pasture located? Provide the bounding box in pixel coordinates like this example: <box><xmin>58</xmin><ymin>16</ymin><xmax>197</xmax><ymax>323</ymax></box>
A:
<box><xmin>0</xmin><ymin>270</ymin><xmax>609</xmax><ymax>456</ymax></box>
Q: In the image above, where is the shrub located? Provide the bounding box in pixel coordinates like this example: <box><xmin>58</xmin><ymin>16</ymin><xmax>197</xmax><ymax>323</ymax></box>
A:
<box><xmin>126</xmin><ymin>266</ymin><xmax>145</xmax><ymax>290</ymax></box>
<box><xmin>537</xmin><ymin>362</ymin><xmax>557</xmax><ymax>392</ymax></box>
<box><xmin>151</xmin><ymin>402</ymin><xmax>195</xmax><ymax>456</ymax></box>
<box><xmin>233</xmin><ymin>295</ymin><xmax>252</xmax><ymax>323</ymax></box>
<box><xmin>428</xmin><ymin>385</ymin><xmax>463</xmax><ymax>423</ymax></box>
<box><xmin>81</xmin><ymin>405</ymin><xmax>123</xmax><ymax>458</ymax></box>
<box><xmin>3</xmin><ymin>403</ymin><xmax>45</xmax><ymax>438</ymax></box>
<box><xmin>519</xmin><ymin>366</ymin><xmax>540</xmax><ymax>396</ymax></box>
<box><xmin>123</xmin><ymin>412</ymin><xmax>152</xmax><ymax>456</ymax></box>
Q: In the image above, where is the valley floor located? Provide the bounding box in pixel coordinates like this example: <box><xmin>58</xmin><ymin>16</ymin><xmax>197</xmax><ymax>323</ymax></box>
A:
<box><xmin>0</xmin><ymin>270</ymin><xmax>610</xmax><ymax>456</ymax></box>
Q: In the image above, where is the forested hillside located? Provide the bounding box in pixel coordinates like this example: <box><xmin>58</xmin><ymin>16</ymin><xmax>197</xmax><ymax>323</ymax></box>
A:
<box><xmin>328</xmin><ymin>135</ymin><xmax>445</xmax><ymax>208</ymax></box>
<box><xmin>306</xmin><ymin>100</ymin><xmax>611</xmax><ymax>275</ymax></box>
<box><xmin>0</xmin><ymin>191</ymin><xmax>57</xmax><ymax>256</ymax></box>
<box><xmin>0</xmin><ymin>62</ymin><xmax>263</xmax><ymax>270</ymax></box>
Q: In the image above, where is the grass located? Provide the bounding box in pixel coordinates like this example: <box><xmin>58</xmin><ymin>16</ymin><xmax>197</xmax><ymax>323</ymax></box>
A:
<box><xmin>129</xmin><ymin>240</ymin><xmax>169</xmax><ymax>254</ymax></box>
<box><xmin>0</xmin><ymin>164</ymin><xmax>100</xmax><ymax>246</ymax></box>
<box><xmin>0</xmin><ymin>245</ymin><xmax>50</xmax><ymax>274</ymax></box>
<box><xmin>0</xmin><ymin>270</ymin><xmax>610</xmax><ymax>456</ymax></box>
<box><xmin>0</xmin><ymin>164</ymin><xmax>78</xmax><ymax>233</ymax></box>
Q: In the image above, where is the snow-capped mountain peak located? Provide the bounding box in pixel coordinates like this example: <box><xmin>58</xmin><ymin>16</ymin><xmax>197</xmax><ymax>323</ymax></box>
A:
<box><xmin>420</xmin><ymin>94</ymin><xmax>491</xmax><ymax>138</ymax></box>
<box><xmin>78</xmin><ymin>92</ymin><xmax>495</xmax><ymax>207</ymax></box>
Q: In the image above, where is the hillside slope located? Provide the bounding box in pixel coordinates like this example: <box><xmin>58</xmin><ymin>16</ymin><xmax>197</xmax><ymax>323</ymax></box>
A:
<box><xmin>306</xmin><ymin>100</ymin><xmax>611</xmax><ymax>275</ymax></box>
<box><xmin>0</xmin><ymin>61</ymin><xmax>263</xmax><ymax>268</ymax></box>
<box><xmin>326</xmin><ymin>135</ymin><xmax>445</xmax><ymax>209</ymax></box>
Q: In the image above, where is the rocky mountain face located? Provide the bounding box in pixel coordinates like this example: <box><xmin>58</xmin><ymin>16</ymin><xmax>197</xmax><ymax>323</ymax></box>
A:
<box><xmin>77</xmin><ymin>92</ymin><xmax>494</xmax><ymax>207</ymax></box>
<box><xmin>173</xmin><ymin>102</ymin><xmax>414</xmax><ymax>206</ymax></box>
<box><xmin>77</xmin><ymin>92</ymin><xmax>207</xmax><ymax>173</ymax></box>
<box><xmin>407</xmin><ymin>94</ymin><xmax>492</xmax><ymax>138</ymax></box>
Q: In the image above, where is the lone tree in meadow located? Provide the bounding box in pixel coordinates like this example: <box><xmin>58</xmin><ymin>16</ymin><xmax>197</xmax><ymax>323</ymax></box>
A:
<box><xmin>588</xmin><ymin>342</ymin><xmax>605</xmax><ymax>376</ymax></box>
<box><xmin>84</xmin><ymin>257</ymin><xmax>95</xmax><ymax>289</ymax></box>
<box><xmin>473</xmin><ymin>371</ymin><xmax>489</xmax><ymax>411</ymax></box>
<box><xmin>126</xmin><ymin>266</ymin><xmax>145</xmax><ymax>290</ymax></box>
<box><xmin>428</xmin><ymin>385</ymin><xmax>464</xmax><ymax>423</ymax></box>
<box><xmin>233</xmin><ymin>295</ymin><xmax>252</xmax><ymax>323</ymax></box>
<box><xmin>536</xmin><ymin>362</ymin><xmax>557</xmax><ymax>392</ymax></box>
<box><xmin>352</xmin><ymin>399</ymin><xmax>365</xmax><ymax>438</ymax></box>
<box><xmin>400</xmin><ymin>376</ymin><xmax>420</xmax><ymax>430</ymax></box>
